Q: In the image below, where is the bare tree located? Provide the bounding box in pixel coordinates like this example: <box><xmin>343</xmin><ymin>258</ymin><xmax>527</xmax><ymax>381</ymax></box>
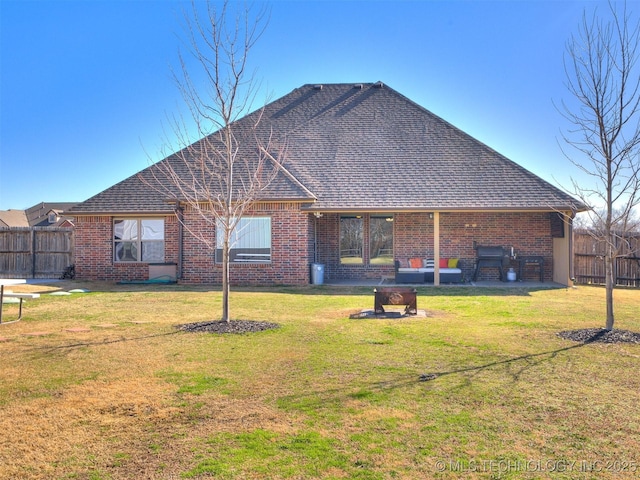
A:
<box><xmin>560</xmin><ymin>1</ymin><xmax>640</xmax><ymax>330</ymax></box>
<box><xmin>148</xmin><ymin>0</ymin><xmax>284</xmax><ymax>322</ymax></box>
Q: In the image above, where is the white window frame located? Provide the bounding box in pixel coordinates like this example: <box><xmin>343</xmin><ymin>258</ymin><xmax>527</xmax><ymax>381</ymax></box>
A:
<box><xmin>215</xmin><ymin>216</ymin><xmax>272</xmax><ymax>264</ymax></box>
<box><xmin>113</xmin><ymin>218</ymin><xmax>165</xmax><ymax>263</ymax></box>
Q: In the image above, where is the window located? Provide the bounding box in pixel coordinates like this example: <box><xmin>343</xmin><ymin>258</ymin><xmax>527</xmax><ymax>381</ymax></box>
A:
<box><xmin>370</xmin><ymin>215</ymin><xmax>394</xmax><ymax>264</ymax></box>
<box><xmin>216</xmin><ymin>216</ymin><xmax>271</xmax><ymax>263</ymax></box>
<box><xmin>340</xmin><ymin>215</ymin><xmax>363</xmax><ymax>264</ymax></box>
<box><xmin>114</xmin><ymin>219</ymin><xmax>164</xmax><ymax>262</ymax></box>
<box><xmin>340</xmin><ymin>214</ymin><xmax>393</xmax><ymax>265</ymax></box>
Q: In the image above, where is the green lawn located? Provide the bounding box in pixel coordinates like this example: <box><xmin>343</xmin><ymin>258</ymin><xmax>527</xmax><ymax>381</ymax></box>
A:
<box><xmin>0</xmin><ymin>282</ymin><xmax>639</xmax><ymax>479</ymax></box>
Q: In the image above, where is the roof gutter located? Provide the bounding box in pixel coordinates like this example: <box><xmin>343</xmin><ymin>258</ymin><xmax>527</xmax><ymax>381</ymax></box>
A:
<box><xmin>302</xmin><ymin>205</ymin><xmax>588</xmax><ymax>214</ymax></box>
<box><xmin>69</xmin><ymin>210</ymin><xmax>176</xmax><ymax>217</ymax></box>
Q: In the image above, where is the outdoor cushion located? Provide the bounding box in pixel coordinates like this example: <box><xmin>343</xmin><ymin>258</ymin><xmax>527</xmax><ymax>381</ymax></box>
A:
<box><xmin>395</xmin><ymin>258</ymin><xmax>463</xmax><ymax>284</ymax></box>
<box><xmin>448</xmin><ymin>258</ymin><xmax>459</xmax><ymax>268</ymax></box>
<box><xmin>439</xmin><ymin>258</ymin><xmax>449</xmax><ymax>268</ymax></box>
<box><xmin>424</xmin><ymin>267</ymin><xmax>463</xmax><ymax>283</ymax></box>
<box><xmin>409</xmin><ymin>258</ymin><xmax>423</xmax><ymax>268</ymax></box>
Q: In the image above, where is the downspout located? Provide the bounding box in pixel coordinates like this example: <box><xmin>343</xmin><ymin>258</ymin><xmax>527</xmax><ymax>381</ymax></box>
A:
<box><xmin>175</xmin><ymin>202</ymin><xmax>184</xmax><ymax>280</ymax></box>
<box><xmin>569</xmin><ymin>210</ymin><xmax>575</xmax><ymax>286</ymax></box>
<box><xmin>314</xmin><ymin>215</ymin><xmax>318</xmax><ymax>263</ymax></box>
<box><xmin>312</xmin><ymin>212</ymin><xmax>323</xmax><ymax>264</ymax></box>
<box><xmin>433</xmin><ymin>212</ymin><xmax>440</xmax><ymax>286</ymax></box>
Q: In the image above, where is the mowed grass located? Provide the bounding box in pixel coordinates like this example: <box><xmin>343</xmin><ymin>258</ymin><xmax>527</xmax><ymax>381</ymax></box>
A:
<box><xmin>0</xmin><ymin>282</ymin><xmax>639</xmax><ymax>479</ymax></box>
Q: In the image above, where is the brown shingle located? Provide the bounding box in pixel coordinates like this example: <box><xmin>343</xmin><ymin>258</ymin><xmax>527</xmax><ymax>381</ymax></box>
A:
<box><xmin>70</xmin><ymin>82</ymin><xmax>583</xmax><ymax>214</ymax></box>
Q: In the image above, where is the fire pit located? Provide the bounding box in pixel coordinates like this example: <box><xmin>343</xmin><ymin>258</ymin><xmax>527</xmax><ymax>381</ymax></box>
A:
<box><xmin>374</xmin><ymin>287</ymin><xmax>417</xmax><ymax>315</ymax></box>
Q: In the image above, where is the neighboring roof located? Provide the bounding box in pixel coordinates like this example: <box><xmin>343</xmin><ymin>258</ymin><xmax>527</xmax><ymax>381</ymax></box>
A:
<box><xmin>70</xmin><ymin>82</ymin><xmax>584</xmax><ymax>215</ymax></box>
<box><xmin>25</xmin><ymin>202</ymin><xmax>78</xmax><ymax>226</ymax></box>
<box><xmin>0</xmin><ymin>209</ymin><xmax>29</xmax><ymax>227</ymax></box>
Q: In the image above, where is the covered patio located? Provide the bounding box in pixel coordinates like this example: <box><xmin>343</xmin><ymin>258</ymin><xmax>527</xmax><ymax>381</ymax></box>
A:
<box><xmin>312</xmin><ymin>209</ymin><xmax>576</xmax><ymax>287</ymax></box>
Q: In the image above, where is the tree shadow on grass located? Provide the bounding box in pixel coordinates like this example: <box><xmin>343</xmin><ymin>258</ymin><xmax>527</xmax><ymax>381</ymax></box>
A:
<box><xmin>17</xmin><ymin>319</ymin><xmax>283</xmax><ymax>354</ymax></box>
<box><xmin>416</xmin><ymin>331</ymin><xmax>607</xmax><ymax>383</ymax></box>
<box><xmin>278</xmin><ymin>336</ymin><xmax>603</xmax><ymax>412</ymax></box>
<box><xmin>18</xmin><ymin>330</ymin><xmax>182</xmax><ymax>354</ymax></box>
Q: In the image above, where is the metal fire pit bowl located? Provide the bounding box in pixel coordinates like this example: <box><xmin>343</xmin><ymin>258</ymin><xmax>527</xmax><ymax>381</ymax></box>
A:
<box><xmin>374</xmin><ymin>287</ymin><xmax>418</xmax><ymax>315</ymax></box>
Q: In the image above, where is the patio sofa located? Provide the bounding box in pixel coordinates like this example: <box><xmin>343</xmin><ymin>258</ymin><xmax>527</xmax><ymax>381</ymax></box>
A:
<box><xmin>395</xmin><ymin>258</ymin><xmax>463</xmax><ymax>284</ymax></box>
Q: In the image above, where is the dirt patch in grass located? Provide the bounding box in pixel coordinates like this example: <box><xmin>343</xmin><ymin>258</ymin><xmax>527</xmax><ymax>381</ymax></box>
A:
<box><xmin>558</xmin><ymin>327</ymin><xmax>640</xmax><ymax>344</ymax></box>
<box><xmin>175</xmin><ymin>320</ymin><xmax>280</xmax><ymax>334</ymax></box>
<box><xmin>0</xmin><ymin>374</ymin><xmax>295</xmax><ymax>479</ymax></box>
<box><xmin>0</xmin><ymin>377</ymin><xmax>181</xmax><ymax>479</ymax></box>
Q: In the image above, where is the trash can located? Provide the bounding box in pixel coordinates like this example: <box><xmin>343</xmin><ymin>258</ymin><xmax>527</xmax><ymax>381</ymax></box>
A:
<box><xmin>310</xmin><ymin>263</ymin><xmax>325</xmax><ymax>285</ymax></box>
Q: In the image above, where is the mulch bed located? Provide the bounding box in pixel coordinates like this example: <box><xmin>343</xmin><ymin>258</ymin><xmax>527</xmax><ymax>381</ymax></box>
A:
<box><xmin>557</xmin><ymin>328</ymin><xmax>640</xmax><ymax>344</ymax></box>
<box><xmin>176</xmin><ymin>320</ymin><xmax>280</xmax><ymax>334</ymax></box>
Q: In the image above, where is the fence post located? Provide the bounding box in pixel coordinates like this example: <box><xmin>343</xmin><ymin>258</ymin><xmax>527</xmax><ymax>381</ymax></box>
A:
<box><xmin>31</xmin><ymin>229</ymin><xmax>36</xmax><ymax>278</ymax></box>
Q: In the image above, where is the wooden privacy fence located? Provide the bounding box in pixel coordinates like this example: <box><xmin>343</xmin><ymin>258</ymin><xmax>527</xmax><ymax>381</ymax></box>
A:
<box><xmin>0</xmin><ymin>227</ymin><xmax>74</xmax><ymax>279</ymax></box>
<box><xmin>573</xmin><ymin>230</ymin><xmax>640</xmax><ymax>287</ymax></box>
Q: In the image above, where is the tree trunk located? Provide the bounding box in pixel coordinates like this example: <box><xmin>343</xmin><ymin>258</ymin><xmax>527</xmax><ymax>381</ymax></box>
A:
<box><xmin>605</xmin><ymin>250</ymin><xmax>615</xmax><ymax>331</ymax></box>
<box><xmin>222</xmin><ymin>238</ymin><xmax>230</xmax><ymax>323</ymax></box>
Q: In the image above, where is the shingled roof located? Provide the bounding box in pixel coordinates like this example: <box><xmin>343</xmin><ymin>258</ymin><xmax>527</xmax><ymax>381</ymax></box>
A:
<box><xmin>70</xmin><ymin>82</ymin><xmax>583</xmax><ymax>215</ymax></box>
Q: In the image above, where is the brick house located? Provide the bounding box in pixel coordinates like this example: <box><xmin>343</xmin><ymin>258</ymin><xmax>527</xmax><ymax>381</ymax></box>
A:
<box><xmin>67</xmin><ymin>82</ymin><xmax>584</xmax><ymax>286</ymax></box>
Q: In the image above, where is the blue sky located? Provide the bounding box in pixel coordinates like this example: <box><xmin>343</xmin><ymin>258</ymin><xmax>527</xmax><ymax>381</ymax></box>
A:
<box><xmin>0</xmin><ymin>0</ymin><xmax>616</xmax><ymax>210</ymax></box>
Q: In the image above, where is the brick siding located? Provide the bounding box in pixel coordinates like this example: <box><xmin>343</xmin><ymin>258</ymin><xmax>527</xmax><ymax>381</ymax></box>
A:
<box><xmin>74</xmin><ymin>204</ymin><xmax>313</xmax><ymax>285</ymax></box>
<box><xmin>74</xmin><ymin>208</ymin><xmax>554</xmax><ymax>285</ymax></box>
<box><xmin>179</xmin><ymin>203</ymin><xmax>313</xmax><ymax>285</ymax></box>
